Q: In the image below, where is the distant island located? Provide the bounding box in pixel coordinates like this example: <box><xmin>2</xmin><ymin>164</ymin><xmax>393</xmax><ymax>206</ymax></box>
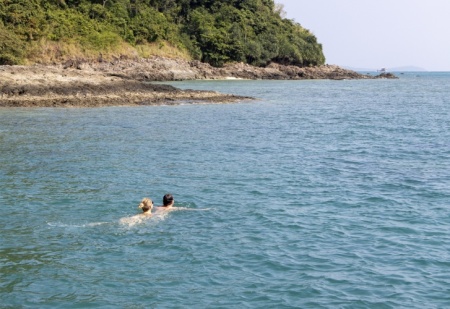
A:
<box><xmin>0</xmin><ymin>0</ymin><xmax>396</xmax><ymax>107</ymax></box>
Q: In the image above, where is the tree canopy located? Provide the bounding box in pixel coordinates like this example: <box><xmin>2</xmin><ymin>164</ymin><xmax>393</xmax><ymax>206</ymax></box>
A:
<box><xmin>0</xmin><ymin>0</ymin><xmax>325</xmax><ymax>66</ymax></box>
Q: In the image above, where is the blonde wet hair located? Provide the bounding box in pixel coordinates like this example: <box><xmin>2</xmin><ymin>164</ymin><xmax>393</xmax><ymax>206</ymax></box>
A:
<box><xmin>138</xmin><ymin>198</ymin><xmax>153</xmax><ymax>213</ymax></box>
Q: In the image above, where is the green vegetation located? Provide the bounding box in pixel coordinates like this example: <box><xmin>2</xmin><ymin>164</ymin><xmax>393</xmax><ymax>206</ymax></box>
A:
<box><xmin>0</xmin><ymin>0</ymin><xmax>325</xmax><ymax>67</ymax></box>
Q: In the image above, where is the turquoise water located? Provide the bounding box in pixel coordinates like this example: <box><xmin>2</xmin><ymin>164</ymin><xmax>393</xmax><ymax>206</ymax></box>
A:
<box><xmin>1</xmin><ymin>73</ymin><xmax>449</xmax><ymax>308</ymax></box>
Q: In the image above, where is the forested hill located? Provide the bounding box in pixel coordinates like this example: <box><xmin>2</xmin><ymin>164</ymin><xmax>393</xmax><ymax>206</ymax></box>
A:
<box><xmin>0</xmin><ymin>0</ymin><xmax>325</xmax><ymax>67</ymax></box>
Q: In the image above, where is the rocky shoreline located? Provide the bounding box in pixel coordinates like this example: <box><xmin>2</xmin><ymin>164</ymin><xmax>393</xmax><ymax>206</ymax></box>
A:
<box><xmin>0</xmin><ymin>57</ymin><xmax>397</xmax><ymax>107</ymax></box>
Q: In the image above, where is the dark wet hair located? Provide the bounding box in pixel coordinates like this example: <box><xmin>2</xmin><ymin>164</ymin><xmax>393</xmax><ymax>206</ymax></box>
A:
<box><xmin>163</xmin><ymin>193</ymin><xmax>174</xmax><ymax>206</ymax></box>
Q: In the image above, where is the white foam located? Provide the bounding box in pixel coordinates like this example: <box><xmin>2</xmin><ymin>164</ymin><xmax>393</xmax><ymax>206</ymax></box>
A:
<box><xmin>46</xmin><ymin>221</ymin><xmax>109</xmax><ymax>228</ymax></box>
<box><xmin>118</xmin><ymin>213</ymin><xmax>167</xmax><ymax>227</ymax></box>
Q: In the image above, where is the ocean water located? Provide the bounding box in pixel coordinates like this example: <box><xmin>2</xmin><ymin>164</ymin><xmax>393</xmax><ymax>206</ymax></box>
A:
<box><xmin>1</xmin><ymin>72</ymin><xmax>449</xmax><ymax>308</ymax></box>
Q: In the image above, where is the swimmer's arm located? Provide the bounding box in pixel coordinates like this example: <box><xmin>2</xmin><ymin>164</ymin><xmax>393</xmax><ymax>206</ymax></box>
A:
<box><xmin>154</xmin><ymin>206</ymin><xmax>211</xmax><ymax>212</ymax></box>
<box><xmin>171</xmin><ymin>207</ymin><xmax>211</xmax><ymax>211</ymax></box>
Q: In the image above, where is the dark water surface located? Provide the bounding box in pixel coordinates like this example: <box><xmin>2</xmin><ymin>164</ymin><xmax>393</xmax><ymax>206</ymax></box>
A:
<box><xmin>1</xmin><ymin>73</ymin><xmax>449</xmax><ymax>308</ymax></box>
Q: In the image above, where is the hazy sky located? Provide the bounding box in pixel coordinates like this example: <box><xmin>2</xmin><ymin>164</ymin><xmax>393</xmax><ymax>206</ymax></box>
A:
<box><xmin>276</xmin><ymin>0</ymin><xmax>450</xmax><ymax>71</ymax></box>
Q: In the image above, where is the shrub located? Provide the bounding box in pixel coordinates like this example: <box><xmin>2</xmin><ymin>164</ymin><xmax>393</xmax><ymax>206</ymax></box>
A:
<box><xmin>0</xmin><ymin>25</ymin><xmax>25</xmax><ymax>64</ymax></box>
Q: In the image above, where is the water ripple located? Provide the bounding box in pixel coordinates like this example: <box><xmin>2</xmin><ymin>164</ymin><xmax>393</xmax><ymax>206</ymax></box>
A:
<box><xmin>1</xmin><ymin>76</ymin><xmax>450</xmax><ymax>308</ymax></box>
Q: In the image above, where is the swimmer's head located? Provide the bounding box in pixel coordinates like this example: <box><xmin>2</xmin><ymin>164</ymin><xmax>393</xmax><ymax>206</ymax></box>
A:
<box><xmin>138</xmin><ymin>198</ymin><xmax>153</xmax><ymax>212</ymax></box>
<box><xmin>163</xmin><ymin>193</ymin><xmax>174</xmax><ymax>206</ymax></box>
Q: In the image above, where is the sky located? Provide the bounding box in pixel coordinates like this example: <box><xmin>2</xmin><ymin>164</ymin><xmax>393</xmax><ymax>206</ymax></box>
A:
<box><xmin>276</xmin><ymin>0</ymin><xmax>450</xmax><ymax>71</ymax></box>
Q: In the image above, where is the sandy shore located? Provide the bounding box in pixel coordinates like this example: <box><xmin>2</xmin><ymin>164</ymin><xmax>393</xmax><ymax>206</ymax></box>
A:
<box><xmin>0</xmin><ymin>57</ymin><xmax>396</xmax><ymax>107</ymax></box>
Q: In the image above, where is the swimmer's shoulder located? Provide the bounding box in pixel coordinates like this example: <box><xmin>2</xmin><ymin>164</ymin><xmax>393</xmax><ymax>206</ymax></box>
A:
<box><xmin>156</xmin><ymin>206</ymin><xmax>210</xmax><ymax>212</ymax></box>
<box><xmin>154</xmin><ymin>206</ymin><xmax>170</xmax><ymax>213</ymax></box>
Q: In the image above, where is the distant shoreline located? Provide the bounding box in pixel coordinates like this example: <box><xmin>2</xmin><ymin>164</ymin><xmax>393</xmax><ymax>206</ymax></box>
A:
<box><xmin>0</xmin><ymin>57</ymin><xmax>396</xmax><ymax>108</ymax></box>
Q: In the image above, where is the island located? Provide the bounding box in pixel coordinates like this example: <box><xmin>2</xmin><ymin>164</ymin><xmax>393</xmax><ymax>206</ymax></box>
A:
<box><xmin>0</xmin><ymin>0</ymin><xmax>396</xmax><ymax>107</ymax></box>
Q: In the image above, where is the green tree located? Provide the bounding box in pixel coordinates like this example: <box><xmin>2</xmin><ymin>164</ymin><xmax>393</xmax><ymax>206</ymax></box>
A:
<box><xmin>2</xmin><ymin>0</ymin><xmax>46</xmax><ymax>40</ymax></box>
<box><xmin>0</xmin><ymin>0</ymin><xmax>326</xmax><ymax>67</ymax></box>
<box><xmin>0</xmin><ymin>23</ymin><xmax>25</xmax><ymax>64</ymax></box>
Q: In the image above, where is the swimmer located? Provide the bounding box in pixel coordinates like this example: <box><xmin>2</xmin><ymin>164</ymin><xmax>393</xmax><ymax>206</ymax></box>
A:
<box><xmin>119</xmin><ymin>197</ymin><xmax>153</xmax><ymax>226</ymax></box>
<box><xmin>138</xmin><ymin>197</ymin><xmax>154</xmax><ymax>216</ymax></box>
<box><xmin>154</xmin><ymin>193</ymin><xmax>177</xmax><ymax>212</ymax></box>
<box><xmin>154</xmin><ymin>193</ymin><xmax>211</xmax><ymax>213</ymax></box>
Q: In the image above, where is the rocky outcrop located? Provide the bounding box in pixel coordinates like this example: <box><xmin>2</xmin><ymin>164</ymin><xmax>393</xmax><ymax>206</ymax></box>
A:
<box><xmin>0</xmin><ymin>57</ymin><xmax>397</xmax><ymax>107</ymax></box>
<box><xmin>78</xmin><ymin>57</ymin><xmax>396</xmax><ymax>81</ymax></box>
<box><xmin>373</xmin><ymin>72</ymin><xmax>398</xmax><ymax>79</ymax></box>
<box><xmin>0</xmin><ymin>64</ymin><xmax>251</xmax><ymax>107</ymax></box>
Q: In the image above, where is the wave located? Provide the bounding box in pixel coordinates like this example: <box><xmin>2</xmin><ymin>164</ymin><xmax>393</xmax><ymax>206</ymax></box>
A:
<box><xmin>46</xmin><ymin>207</ymin><xmax>207</xmax><ymax>230</ymax></box>
<box><xmin>117</xmin><ymin>206</ymin><xmax>211</xmax><ymax>228</ymax></box>
<box><xmin>119</xmin><ymin>212</ymin><xmax>170</xmax><ymax>227</ymax></box>
<box><xmin>46</xmin><ymin>221</ymin><xmax>110</xmax><ymax>228</ymax></box>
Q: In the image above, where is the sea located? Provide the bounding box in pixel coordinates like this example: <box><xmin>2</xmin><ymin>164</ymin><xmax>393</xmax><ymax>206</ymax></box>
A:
<box><xmin>1</xmin><ymin>72</ymin><xmax>449</xmax><ymax>308</ymax></box>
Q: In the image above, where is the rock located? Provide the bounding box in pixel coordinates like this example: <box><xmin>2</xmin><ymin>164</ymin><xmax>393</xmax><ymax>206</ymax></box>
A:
<box><xmin>374</xmin><ymin>72</ymin><xmax>399</xmax><ymax>79</ymax></box>
<box><xmin>82</xmin><ymin>57</ymin><xmax>383</xmax><ymax>81</ymax></box>
<box><xmin>0</xmin><ymin>64</ymin><xmax>252</xmax><ymax>107</ymax></box>
<box><xmin>0</xmin><ymin>57</ymin><xmax>398</xmax><ymax>107</ymax></box>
